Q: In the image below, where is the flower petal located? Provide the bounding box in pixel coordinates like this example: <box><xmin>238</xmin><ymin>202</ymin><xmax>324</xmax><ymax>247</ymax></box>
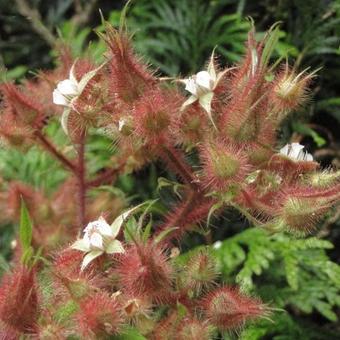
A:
<box><xmin>90</xmin><ymin>232</ymin><xmax>104</xmax><ymax>250</ymax></box>
<box><xmin>71</xmin><ymin>238</ymin><xmax>91</xmax><ymax>252</ymax></box>
<box><xmin>184</xmin><ymin>78</ymin><xmax>198</xmax><ymax>96</ymax></box>
<box><xmin>106</xmin><ymin>240</ymin><xmax>125</xmax><ymax>254</ymax></box>
<box><xmin>199</xmin><ymin>92</ymin><xmax>217</xmax><ymax>130</ymax></box>
<box><xmin>57</xmin><ymin>79</ymin><xmax>79</xmax><ymax>96</ymax></box>
<box><xmin>78</xmin><ymin>62</ymin><xmax>106</xmax><ymax>94</ymax></box>
<box><xmin>96</xmin><ymin>216</ymin><xmax>113</xmax><ymax>237</ymax></box>
<box><xmin>196</xmin><ymin>71</ymin><xmax>213</xmax><ymax>90</ymax></box>
<box><xmin>181</xmin><ymin>95</ymin><xmax>198</xmax><ymax>111</ymax></box>
<box><xmin>81</xmin><ymin>250</ymin><xmax>103</xmax><ymax>271</ymax></box>
<box><xmin>53</xmin><ymin>89</ymin><xmax>69</xmax><ymax>106</ymax></box>
<box><xmin>61</xmin><ymin>108</ymin><xmax>71</xmax><ymax>135</ymax></box>
<box><xmin>111</xmin><ymin>203</ymin><xmax>145</xmax><ymax>238</ymax></box>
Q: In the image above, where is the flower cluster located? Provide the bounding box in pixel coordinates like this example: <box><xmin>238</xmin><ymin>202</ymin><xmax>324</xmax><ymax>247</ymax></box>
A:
<box><xmin>0</xmin><ymin>21</ymin><xmax>338</xmax><ymax>339</ymax></box>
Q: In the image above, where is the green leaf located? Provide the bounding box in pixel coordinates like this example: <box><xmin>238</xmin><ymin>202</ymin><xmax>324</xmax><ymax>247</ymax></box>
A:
<box><xmin>19</xmin><ymin>198</ymin><xmax>33</xmax><ymax>252</ymax></box>
<box><xmin>153</xmin><ymin>227</ymin><xmax>179</xmax><ymax>244</ymax></box>
<box><xmin>112</xmin><ymin>326</ymin><xmax>147</xmax><ymax>340</ymax></box>
<box><xmin>284</xmin><ymin>255</ymin><xmax>299</xmax><ymax>290</ymax></box>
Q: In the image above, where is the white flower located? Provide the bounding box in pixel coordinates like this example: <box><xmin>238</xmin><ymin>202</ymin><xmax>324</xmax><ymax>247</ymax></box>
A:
<box><xmin>52</xmin><ymin>74</ymin><xmax>79</xmax><ymax>107</ymax></box>
<box><xmin>71</xmin><ymin>204</ymin><xmax>143</xmax><ymax>271</ymax></box>
<box><xmin>118</xmin><ymin>118</ymin><xmax>126</xmax><ymax>132</ymax></box>
<box><xmin>279</xmin><ymin>143</ymin><xmax>313</xmax><ymax>162</ymax></box>
<box><xmin>180</xmin><ymin>49</ymin><xmax>231</xmax><ymax>129</ymax></box>
<box><xmin>53</xmin><ymin>61</ymin><xmax>105</xmax><ymax>134</ymax></box>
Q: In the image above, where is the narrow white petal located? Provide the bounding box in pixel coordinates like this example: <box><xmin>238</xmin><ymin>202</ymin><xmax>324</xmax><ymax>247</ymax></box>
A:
<box><xmin>199</xmin><ymin>92</ymin><xmax>217</xmax><ymax>130</ymax></box>
<box><xmin>71</xmin><ymin>238</ymin><xmax>91</xmax><ymax>252</ymax></box>
<box><xmin>181</xmin><ymin>95</ymin><xmax>198</xmax><ymax>111</ymax></box>
<box><xmin>61</xmin><ymin>108</ymin><xmax>71</xmax><ymax>135</ymax></box>
<box><xmin>81</xmin><ymin>250</ymin><xmax>103</xmax><ymax>271</ymax></box>
<box><xmin>111</xmin><ymin>203</ymin><xmax>145</xmax><ymax>238</ymax></box>
<box><xmin>207</xmin><ymin>48</ymin><xmax>217</xmax><ymax>82</ymax></box>
<box><xmin>106</xmin><ymin>240</ymin><xmax>125</xmax><ymax>254</ymax></box>
<box><xmin>78</xmin><ymin>62</ymin><xmax>106</xmax><ymax>94</ymax></box>
<box><xmin>53</xmin><ymin>89</ymin><xmax>69</xmax><ymax>106</ymax></box>
<box><xmin>196</xmin><ymin>71</ymin><xmax>213</xmax><ymax>90</ymax></box>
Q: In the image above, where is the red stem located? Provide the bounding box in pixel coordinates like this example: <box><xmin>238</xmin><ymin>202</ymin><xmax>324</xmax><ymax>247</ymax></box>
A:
<box><xmin>34</xmin><ymin>131</ymin><xmax>76</xmax><ymax>172</ymax></box>
<box><xmin>77</xmin><ymin>130</ymin><xmax>86</xmax><ymax>230</ymax></box>
<box><xmin>159</xmin><ymin>145</ymin><xmax>198</xmax><ymax>187</ymax></box>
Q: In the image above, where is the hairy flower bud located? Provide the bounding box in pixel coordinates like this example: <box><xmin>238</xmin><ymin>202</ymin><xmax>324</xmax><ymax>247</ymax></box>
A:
<box><xmin>76</xmin><ymin>292</ymin><xmax>123</xmax><ymax>338</ymax></box>
<box><xmin>271</xmin><ymin>67</ymin><xmax>312</xmax><ymax>113</ymax></box>
<box><xmin>179</xmin><ymin>249</ymin><xmax>219</xmax><ymax>294</ymax></box>
<box><xmin>201</xmin><ymin>140</ymin><xmax>250</xmax><ymax>191</ymax></box>
<box><xmin>117</xmin><ymin>241</ymin><xmax>173</xmax><ymax>303</ymax></box>
<box><xmin>0</xmin><ymin>266</ymin><xmax>39</xmax><ymax>333</ymax></box>
<box><xmin>280</xmin><ymin>196</ymin><xmax>329</xmax><ymax>234</ymax></box>
<box><xmin>201</xmin><ymin>287</ymin><xmax>268</xmax><ymax>331</ymax></box>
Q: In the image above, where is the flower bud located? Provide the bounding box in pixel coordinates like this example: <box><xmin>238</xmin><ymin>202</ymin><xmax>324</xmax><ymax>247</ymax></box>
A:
<box><xmin>76</xmin><ymin>292</ymin><xmax>123</xmax><ymax>337</ymax></box>
<box><xmin>201</xmin><ymin>287</ymin><xmax>268</xmax><ymax>331</ymax></box>
<box><xmin>271</xmin><ymin>67</ymin><xmax>313</xmax><ymax>114</ymax></box>
<box><xmin>117</xmin><ymin>241</ymin><xmax>173</xmax><ymax>303</ymax></box>
<box><xmin>280</xmin><ymin>197</ymin><xmax>328</xmax><ymax>235</ymax></box>
<box><xmin>0</xmin><ymin>266</ymin><xmax>38</xmax><ymax>333</ymax></box>
<box><xmin>201</xmin><ymin>140</ymin><xmax>250</xmax><ymax>191</ymax></box>
<box><xmin>179</xmin><ymin>249</ymin><xmax>218</xmax><ymax>295</ymax></box>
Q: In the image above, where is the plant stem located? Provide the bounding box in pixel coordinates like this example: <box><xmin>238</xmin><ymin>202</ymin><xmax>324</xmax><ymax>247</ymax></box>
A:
<box><xmin>77</xmin><ymin>130</ymin><xmax>86</xmax><ymax>230</ymax></box>
<box><xmin>86</xmin><ymin>161</ymin><xmax>125</xmax><ymax>188</ymax></box>
<box><xmin>34</xmin><ymin>131</ymin><xmax>76</xmax><ymax>172</ymax></box>
<box><xmin>159</xmin><ymin>145</ymin><xmax>198</xmax><ymax>187</ymax></box>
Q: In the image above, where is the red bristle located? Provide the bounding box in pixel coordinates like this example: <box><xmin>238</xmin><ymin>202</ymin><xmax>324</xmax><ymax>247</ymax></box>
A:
<box><xmin>116</xmin><ymin>241</ymin><xmax>173</xmax><ymax>303</ymax></box>
<box><xmin>200</xmin><ymin>139</ymin><xmax>251</xmax><ymax>192</ymax></box>
<box><xmin>201</xmin><ymin>286</ymin><xmax>268</xmax><ymax>331</ymax></box>
<box><xmin>0</xmin><ymin>266</ymin><xmax>39</xmax><ymax>333</ymax></box>
<box><xmin>104</xmin><ymin>27</ymin><xmax>156</xmax><ymax>103</ymax></box>
<box><xmin>76</xmin><ymin>292</ymin><xmax>123</xmax><ymax>337</ymax></box>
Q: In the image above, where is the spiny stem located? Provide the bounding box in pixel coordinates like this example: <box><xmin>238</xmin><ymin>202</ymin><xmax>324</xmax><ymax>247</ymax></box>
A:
<box><xmin>86</xmin><ymin>161</ymin><xmax>125</xmax><ymax>188</ymax></box>
<box><xmin>34</xmin><ymin>131</ymin><xmax>76</xmax><ymax>172</ymax></box>
<box><xmin>159</xmin><ymin>145</ymin><xmax>198</xmax><ymax>187</ymax></box>
<box><xmin>77</xmin><ymin>130</ymin><xmax>86</xmax><ymax>231</ymax></box>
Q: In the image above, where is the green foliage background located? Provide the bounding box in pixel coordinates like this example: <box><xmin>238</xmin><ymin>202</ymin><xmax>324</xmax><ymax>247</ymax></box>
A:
<box><xmin>0</xmin><ymin>0</ymin><xmax>339</xmax><ymax>339</ymax></box>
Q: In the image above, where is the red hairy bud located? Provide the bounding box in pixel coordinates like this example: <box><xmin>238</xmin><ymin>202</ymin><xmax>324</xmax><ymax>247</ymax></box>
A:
<box><xmin>0</xmin><ymin>266</ymin><xmax>39</xmax><ymax>333</ymax></box>
<box><xmin>271</xmin><ymin>66</ymin><xmax>312</xmax><ymax>114</ymax></box>
<box><xmin>176</xmin><ymin>318</ymin><xmax>213</xmax><ymax>340</ymax></box>
<box><xmin>117</xmin><ymin>241</ymin><xmax>173</xmax><ymax>303</ymax></box>
<box><xmin>279</xmin><ymin>196</ymin><xmax>332</xmax><ymax>235</ymax></box>
<box><xmin>134</xmin><ymin>89</ymin><xmax>180</xmax><ymax>145</ymax></box>
<box><xmin>1</xmin><ymin>83</ymin><xmax>45</xmax><ymax>130</ymax></box>
<box><xmin>200</xmin><ymin>140</ymin><xmax>250</xmax><ymax>191</ymax></box>
<box><xmin>76</xmin><ymin>292</ymin><xmax>123</xmax><ymax>338</ymax></box>
<box><xmin>179</xmin><ymin>249</ymin><xmax>219</xmax><ymax>294</ymax></box>
<box><xmin>104</xmin><ymin>27</ymin><xmax>156</xmax><ymax>103</ymax></box>
<box><xmin>201</xmin><ymin>286</ymin><xmax>268</xmax><ymax>331</ymax></box>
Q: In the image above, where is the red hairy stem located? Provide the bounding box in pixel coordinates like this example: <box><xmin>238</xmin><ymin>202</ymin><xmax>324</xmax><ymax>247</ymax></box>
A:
<box><xmin>85</xmin><ymin>160</ymin><xmax>126</xmax><ymax>188</ymax></box>
<box><xmin>77</xmin><ymin>130</ymin><xmax>87</xmax><ymax>230</ymax></box>
<box><xmin>34</xmin><ymin>131</ymin><xmax>76</xmax><ymax>172</ymax></box>
<box><xmin>158</xmin><ymin>145</ymin><xmax>198</xmax><ymax>187</ymax></box>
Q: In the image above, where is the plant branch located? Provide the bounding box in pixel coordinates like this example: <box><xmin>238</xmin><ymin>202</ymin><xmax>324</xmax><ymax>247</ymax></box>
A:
<box><xmin>86</xmin><ymin>162</ymin><xmax>125</xmax><ymax>188</ymax></box>
<box><xmin>34</xmin><ymin>131</ymin><xmax>76</xmax><ymax>172</ymax></box>
<box><xmin>15</xmin><ymin>0</ymin><xmax>57</xmax><ymax>47</ymax></box>
<box><xmin>159</xmin><ymin>145</ymin><xmax>198</xmax><ymax>187</ymax></box>
<box><xmin>72</xmin><ymin>0</ymin><xmax>99</xmax><ymax>27</ymax></box>
<box><xmin>77</xmin><ymin>130</ymin><xmax>87</xmax><ymax>230</ymax></box>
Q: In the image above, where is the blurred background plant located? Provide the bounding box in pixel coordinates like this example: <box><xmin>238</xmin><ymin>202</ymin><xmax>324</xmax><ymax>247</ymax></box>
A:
<box><xmin>0</xmin><ymin>0</ymin><xmax>339</xmax><ymax>339</ymax></box>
